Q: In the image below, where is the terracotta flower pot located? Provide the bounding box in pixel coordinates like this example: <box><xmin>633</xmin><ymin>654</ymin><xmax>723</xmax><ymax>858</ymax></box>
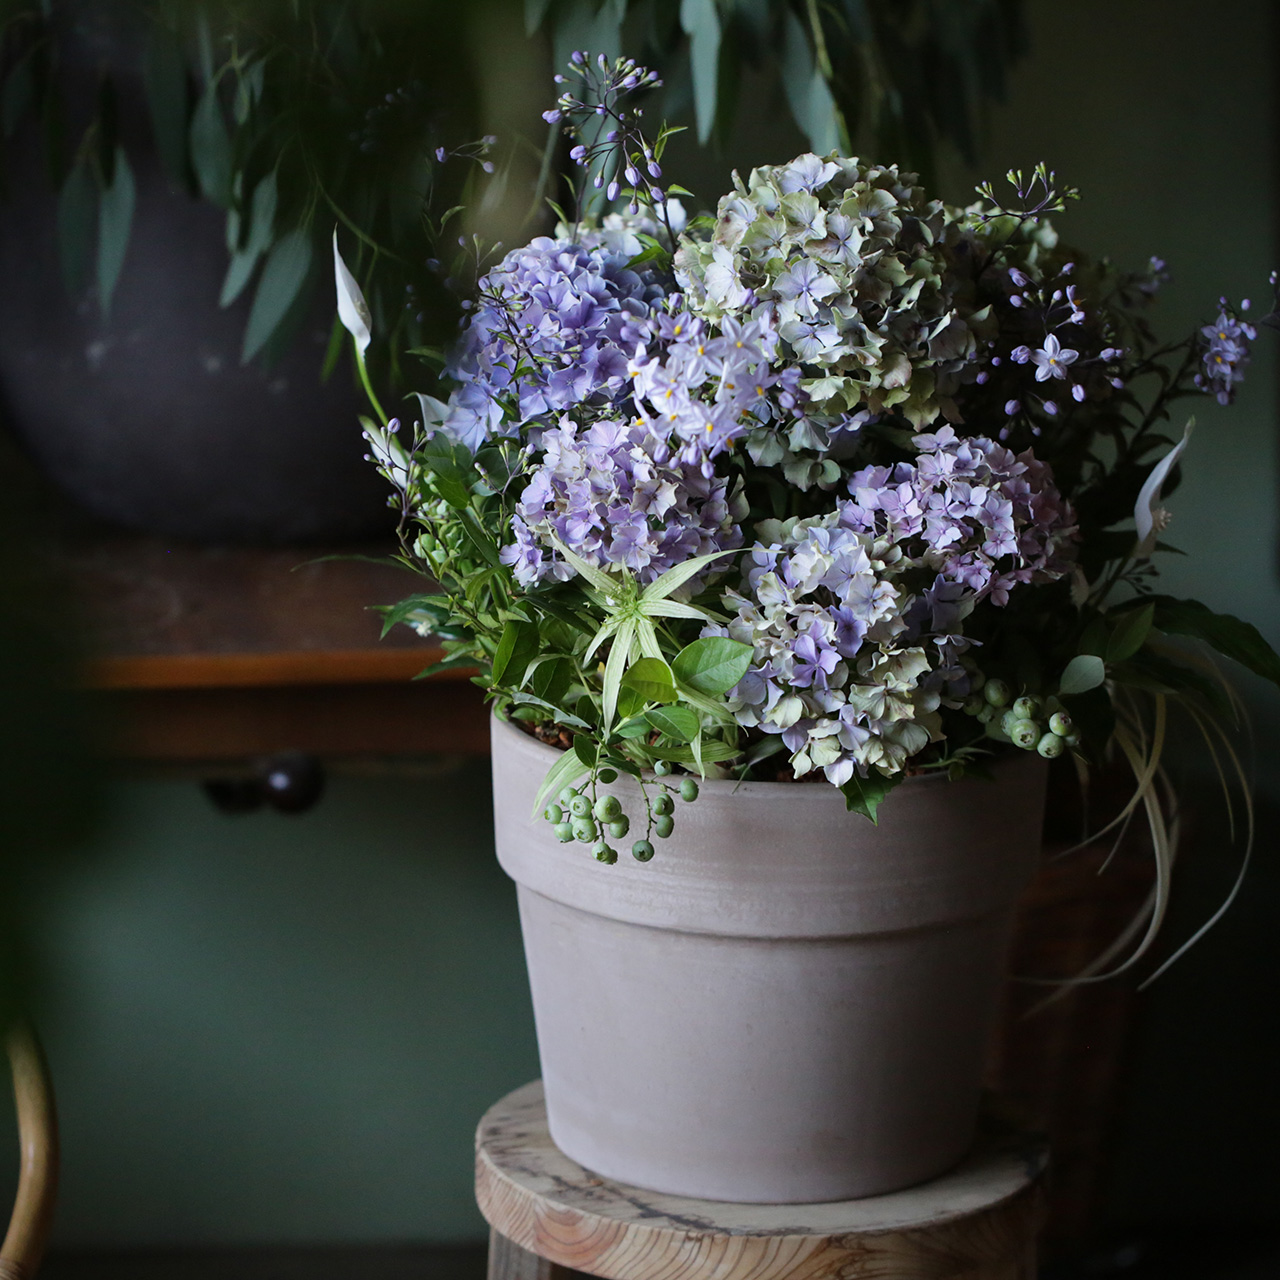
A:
<box><xmin>491</xmin><ymin>714</ymin><xmax>1047</xmax><ymax>1203</ymax></box>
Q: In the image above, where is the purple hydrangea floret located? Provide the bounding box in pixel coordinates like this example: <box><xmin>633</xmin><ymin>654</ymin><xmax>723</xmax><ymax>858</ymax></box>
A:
<box><xmin>440</xmin><ymin>237</ymin><xmax>664</xmax><ymax>450</ymax></box>
<box><xmin>499</xmin><ymin>415</ymin><xmax>744</xmax><ymax>589</ymax></box>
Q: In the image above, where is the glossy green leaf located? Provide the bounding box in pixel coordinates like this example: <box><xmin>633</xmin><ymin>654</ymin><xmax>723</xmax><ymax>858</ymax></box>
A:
<box><xmin>1147</xmin><ymin>596</ymin><xmax>1280</xmax><ymax>690</ymax></box>
<box><xmin>1106</xmin><ymin>602</ymin><xmax>1155</xmax><ymax>664</ymax></box>
<box><xmin>491</xmin><ymin>619</ymin><xmax>539</xmax><ymax>688</ymax></box>
<box><xmin>840</xmin><ymin>771</ymin><xmax>901</xmax><ymax>824</ymax></box>
<box><xmin>241</xmin><ymin>228</ymin><xmax>311</xmax><ymax>363</ymax></box>
<box><xmin>672</xmin><ymin>637</ymin><xmax>753</xmax><ymax>696</ymax></box>
<box><xmin>1058</xmin><ymin>653</ymin><xmax>1107</xmax><ymax>697</ymax></box>
<box><xmin>620</xmin><ymin>657</ymin><xmax>677</xmax><ymax>705</ymax></box>
<box><xmin>96</xmin><ymin>146</ymin><xmax>135</xmax><ymax>318</ymax></box>
<box><xmin>644</xmin><ymin>704</ymin><xmax>699</xmax><ymax>743</ymax></box>
<box><xmin>418</xmin><ymin>433</ymin><xmax>474</xmax><ymax>509</ymax></box>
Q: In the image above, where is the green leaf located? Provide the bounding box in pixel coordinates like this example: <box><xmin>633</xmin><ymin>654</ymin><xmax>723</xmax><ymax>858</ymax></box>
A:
<box><xmin>782</xmin><ymin>11</ymin><xmax>840</xmax><ymax>154</ymax></box>
<box><xmin>220</xmin><ymin>170</ymin><xmax>277</xmax><ymax>307</ymax></box>
<box><xmin>460</xmin><ymin>508</ymin><xmax>502</xmax><ymax>567</ymax></box>
<box><xmin>189</xmin><ymin>78</ymin><xmax>232</xmax><ymax>206</ymax></box>
<box><xmin>1147</xmin><ymin>596</ymin><xmax>1280</xmax><ymax>691</ymax></box>
<box><xmin>417</xmin><ymin>433</ymin><xmax>474</xmax><ymax>509</ymax></box>
<box><xmin>412</xmin><ymin>652</ymin><xmax>479</xmax><ymax>680</ymax></box>
<box><xmin>573</xmin><ymin>734</ymin><xmax>598</xmax><ymax>769</ymax></box>
<box><xmin>529</xmin><ymin>656</ymin><xmax>572</xmax><ymax>707</ymax></box>
<box><xmin>1059</xmin><ymin>653</ymin><xmax>1107</xmax><ymax>697</ymax></box>
<box><xmin>647</xmin><ymin>739</ymin><xmax>739</xmax><ymax>765</ymax></box>
<box><xmin>601</xmin><ymin>616</ymin><xmax>637</xmax><ymax>728</ymax></box>
<box><xmin>143</xmin><ymin>25</ymin><xmax>191</xmax><ymax>187</ymax></box>
<box><xmin>96</xmin><ymin>146</ymin><xmax>135</xmax><ymax>318</ymax></box>
<box><xmin>672</xmin><ymin>637</ymin><xmax>753</xmax><ymax>697</ymax></box>
<box><xmin>644</xmin><ymin>705</ymin><xmax>699</xmax><ymax>743</ymax></box>
<box><xmin>56</xmin><ymin>159</ymin><xmax>96</xmax><ymax>296</ymax></box>
<box><xmin>1106</xmin><ymin>602</ymin><xmax>1155</xmax><ymax>663</ymax></box>
<box><xmin>491</xmin><ymin>619</ymin><xmax>538</xmax><ymax>688</ymax></box>
<box><xmin>530</xmin><ymin>741</ymin><xmax>591</xmax><ymax>819</ymax></box>
<box><xmin>241</xmin><ymin>228</ymin><xmax>312</xmax><ymax>363</ymax></box>
<box><xmin>640</xmin><ymin>547</ymin><xmax>736</xmax><ymax>602</ymax></box>
<box><xmin>524</xmin><ymin>0</ymin><xmax>553</xmax><ymax>35</ymax></box>
<box><xmin>613</xmin><ymin>715</ymin><xmax>652</xmax><ymax>740</ymax></box>
<box><xmin>840</xmin><ymin>771</ymin><xmax>902</xmax><ymax>824</ymax></box>
<box><xmin>620</xmin><ymin>657</ymin><xmax>677</xmax><ymax>705</ymax></box>
<box><xmin>680</xmin><ymin>0</ymin><xmax>721</xmax><ymax>143</ymax></box>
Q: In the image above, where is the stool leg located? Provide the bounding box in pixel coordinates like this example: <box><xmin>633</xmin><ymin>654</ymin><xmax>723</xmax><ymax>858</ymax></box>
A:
<box><xmin>488</xmin><ymin>1228</ymin><xmax>582</xmax><ymax>1280</ymax></box>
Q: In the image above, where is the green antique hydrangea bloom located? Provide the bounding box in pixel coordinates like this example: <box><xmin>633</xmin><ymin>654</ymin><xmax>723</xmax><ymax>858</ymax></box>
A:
<box><xmin>674</xmin><ymin>154</ymin><xmax>1056</xmax><ymax>448</ymax></box>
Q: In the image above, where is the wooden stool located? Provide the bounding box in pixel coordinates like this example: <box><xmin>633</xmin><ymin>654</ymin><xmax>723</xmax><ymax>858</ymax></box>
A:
<box><xmin>476</xmin><ymin>1082</ymin><xmax>1047</xmax><ymax>1280</ymax></box>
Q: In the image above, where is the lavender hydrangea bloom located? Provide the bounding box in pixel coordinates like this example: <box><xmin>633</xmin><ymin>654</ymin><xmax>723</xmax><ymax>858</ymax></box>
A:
<box><xmin>440</xmin><ymin>236</ymin><xmax>665</xmax><ymax>450</ymax></box>
<box><xmin>843</xmin><ymin>426</ymin><xmax>1077</xmax><ymax>607</ymax></box>
<box><xmin>499</xmin><ymin>415</ymin><xmax>744</xmax><ymax>589</ymax></box>
<box><xmin>1195</xmin><ymin>299</ymin><xmax>1256</xmax><ymax>406</ymax></box>
<box><xmin>704</xmin><ymin>516</ymin><xmax>943</xmax><ymax>787</ymax></box>
<box><xmin>626</xmin><ymin>303</ymin><xmax>804</xmax><ymax>477</ymax></box>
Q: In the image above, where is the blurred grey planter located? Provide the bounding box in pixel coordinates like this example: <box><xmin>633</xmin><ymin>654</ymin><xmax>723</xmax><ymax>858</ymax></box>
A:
<box><xmin>0</xmin><ymin>121</ymin><xmax>389</xmax><ymax>545</ymax></box>
<box><xmin>491</xmin><ymin>714</ymin><xmax>1046</xmax><ymax>1203</ymax></box>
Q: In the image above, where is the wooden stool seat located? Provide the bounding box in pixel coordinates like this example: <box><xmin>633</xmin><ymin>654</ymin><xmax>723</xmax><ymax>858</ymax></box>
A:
<box><xmin>476</xmin><ymin>1082</ymin><xmax>1048</xmax><ymax>1280</ymax></box>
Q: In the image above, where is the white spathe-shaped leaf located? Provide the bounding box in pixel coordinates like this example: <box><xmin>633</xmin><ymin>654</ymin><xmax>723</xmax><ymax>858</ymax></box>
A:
<box><xmin>1134</xmin><ymin>417</ymin><xmax>1194</xmax><ymax>558</ymax></box>
<box><xmin>332</xmin><ymin>230</ymin><xmax>372</xmax><ymax>354</ymax></box>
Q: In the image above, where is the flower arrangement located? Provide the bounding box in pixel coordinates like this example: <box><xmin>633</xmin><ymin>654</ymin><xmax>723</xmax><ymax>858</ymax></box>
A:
<box><xmin>336</xmin><ymin>55</ymin><xmax>1279</xmax><ymax>962</ymax></box>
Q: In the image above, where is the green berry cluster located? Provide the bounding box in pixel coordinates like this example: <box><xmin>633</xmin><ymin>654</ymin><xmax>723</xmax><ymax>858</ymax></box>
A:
<box><xmin>961</xmin><ymin>671</ymin><xmax>1079</xmax><ymax>759</ymax></box>
<box><xmin>541</xmin><ymin>761</ymin><xmax>701</xmax><ymax>864</ymax></box>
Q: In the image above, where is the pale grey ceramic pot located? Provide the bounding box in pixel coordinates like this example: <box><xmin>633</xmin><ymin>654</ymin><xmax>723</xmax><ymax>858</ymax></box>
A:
<box><xmin>490</xmin><ymin>714</ymin><xmax>1046</xmax><ymax>1204</ymax></box>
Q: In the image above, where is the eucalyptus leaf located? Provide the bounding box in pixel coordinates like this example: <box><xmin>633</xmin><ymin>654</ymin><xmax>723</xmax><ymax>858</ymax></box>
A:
<box><xmin>241</xmin><ymin>228</ymin><xmax>312</xmax><ymax>363</ymax></box>
<box><xmin>219</xmin><ymin>170</ymin><xmax>277</xmax><ymax>307</ymax></box>
<box><xmin>189</xmin><ymin>79</ymin><xmax>233</xmax><ymax>207</ymax></box>
<box><xmin>1058</xmin><ymin>653</ymin><xmax>1107</xmax><ymax>697</ymax></box>
<box><xmin>96</xmin><ymin>146</ymin><xmax>135</xmax><ymax>318</ymax></box>
<box><xmin>55</xmin><ymin>159</ymin><xmax>96</xmax><ymax>296</ymax></box>
<box><xmin>672</xmin><ymin>637</ymin><xmax>753</xmax><ymax>696</ymax></box>
<box><xmin>681</xmin><ymin>0</ymin><xmax>721</xmax><ymax>143</ymax></box>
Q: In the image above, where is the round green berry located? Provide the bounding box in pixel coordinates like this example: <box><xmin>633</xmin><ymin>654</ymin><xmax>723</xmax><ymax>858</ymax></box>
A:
<box><xmin>571</xmin><ymin>817</ymin><xmax>598</xmax><ymax>843</ymax></box>
<box><xmin>1049</xmin><ymin>710</ymin><xmax>1073</xmax><ymax>737</ymax></box>
<box><xmin>632</xmin><ymin>839</ymin><xmax>655</xmax><ymax>862</ymax></box>
<box><xmin>1012</xmin><ymin>696</ymin><xmax>1040</xmax><ymax>721</ymax></box>
<box><xmin>679</xmin><ymin>778</ymin><xmax>699</xmax><ymax>803</ymax></box>
<box><xmin>568</xmin><ymin>793</ymin><xmax>591</xmax><ymax>818</ymax></box>
<box><xmin>606</xmin><ymin>817</ymin><xmax>630</xmax><ymax>840</ymax></box>
<box><xmin>653</xmin><ymin>760</ymin><xmax>672</xmax><ymax>776</ymax></box>
<box><xmin>654</xmin><ymin>814</ymin><xmax>675</xmax><ymax>839</ymax></box>
<box><xmin>1037</xmin><ymin>731</ymin><xmax>1066</xmax><ymax>759</ymax></box>
<box><xmin>968</xmin><ymin>668</ymin><xmax>987</xmax><ymax>692</ymax></box>
<box><xmin>1000</xmin><ymin>709</ymin><xmax>1020</xmax><ymax>737</ymax></box>
<box><xmin>593</xmin><ymin>842</ymin><xmax>618</xmax><ymax>865</ymax></box>
<box><xmin>984</xmin><ymin>678</ymin><xmax>1012</xmax><ymax>708</ymax></box>
<box><xmin>553</xmin><ymin>822</ymin><xmax>575</xmax><ymax>844</ymax></box>
<box><xmin>976</xmin><ymin>704</ymin><xmax>997</xmax><ymax>725</ymax></box>
<box><xmin>962</xmin><ymin>693</ymin><xmax>985</xmax><ymax>716</ymax></box>
<box><xmin>558</xmin><ymin>785</ymin><xmax>579</xmax><ymax>805</ymax></box>
<box><xmin>594</xmin><ymin>794</ymin><xmax>622</xmax><ymax>822</ymax></box>
<box><xmin>652</xmin><ymin>792</ymin><xmax>674</xmax><ymax>816</ymax></box>
<box><xmin>1009</xmin><ymin>718</ymin><xmax>1041</xmax><ymax>750</ymax></box>
<box><xmin>544</xmin><ymin>803</ymin><xmax>564</xmax><ymax>825</ymax></box>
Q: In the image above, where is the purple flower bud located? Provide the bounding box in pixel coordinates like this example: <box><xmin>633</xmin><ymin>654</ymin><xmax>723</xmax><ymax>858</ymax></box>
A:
<box><xmin>571</xmin><ymin>50</ymin><xmax>586</xmax><ymax>65</ymax></box>
<box><xmin>991</xmin><ymin>356</ymin><xmax>1002</xmax><ymax>366</ymax></box>
<box><xmin>628</xmin><ymin>201</ymin><xmax>638</xmax><ymax>214</ymax></box>
<box><xmin>1043</xmin><ymin>401</ymin><xmax>1058</xmax><ymax>416</ymax></box>
<box><xmin>607</xmin><ymin>181</ymin><xmax>619</xmax><ymax>201</ymax></box>
<box><xmin>593</xmin><ymin>172</ymin><xmax>604</xmax><ymax>188</ymax></box>
<box><xmin>622</xmin><ymin>74</ymin><xmax>638</xmax><ymax>88</ymax></box>
<box><xmin>542</xmin><ymin>109</ymin><xmax>562</xmax><ymax>123</ymax></box>
<box><xmin>650</xmin><ymin>187</ymin><xmax>663</xmax><ymax>203</ymax></box>
<box><xmin>554</xmin><ymin>74</ymin><xmax>566</xmax><ymax>84</ymax></box>
<box><xmin>1009</xmin><ymin>268</ymin><xmax>1029</xmax><ymax>286</ymax></box>
<box><xmin>570</xmin><ymin>144</ymin><xmax>587</xmax><ymax>161</ymax></box>
<box><xmin>1242</xmin><ymin>298</ymin><xmax>1252</xmax><ymax>310</ymax></box>
<box><xmin>1009</xmin><ymin>295</ymin><xmax>1023</xmax><ymax>308</ymax></box>
<box><xmin>1111</xmin><ymin>377</ymin><xmax>1125</xmax><ymax>388</ymax></box>
<box><xmin>606</xmin><ymin>130</ymin><xmax>620</xmax><ymax>141</ymax></box>
<box><xmin>625</xmin><ymin>165</ymin><xmax>638</xmax><ymax>184</ymax></box>
<box><xmin>1004</xmin><ymin>399</ymin><xmax>1020</xmax><ymax>415</ymax></box>
<box><xmin>435</xmin><ymin>146</ymin><xmax>447</xmax><ymax>162</ymax></box>
<box><xmin>1011</xmin><ymin>345</ymin><xmax>1031</xmax><ymax>364</ymax></box>
<box><xmin>976</xmin><ymin>371</ymin><xmax>989</xmax><ymax>385</ymax></box>
<box><xmin>482</xmin><ymin>161</ymin><xmax>495</xmax><ymax>174</ymax></box>
<box><xmin>647</xmin><ymin>161</ymin><xmax>662</xmax><ymax>178</ymax></box>
<box><xmin>1061</xmin><ymin>261</ymin><xmax>1075</xmax><ymax>275</ymax></box>
<box><xmin>597</xmin><ymin>53</ymin><xmax>607</xmax><ymax>69</ymax></box>
<box><xmin>1072</xmin><ymin>383</ymin><xmax>1086</xmax><ymax>402</ymax></box>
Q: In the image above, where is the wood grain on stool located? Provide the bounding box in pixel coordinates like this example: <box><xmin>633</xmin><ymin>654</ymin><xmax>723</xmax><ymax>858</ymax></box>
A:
<box><xmin>476</xmin><ymin>1082</ymin><xmax>1047</xmax><ymax>1280</ymax></box>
